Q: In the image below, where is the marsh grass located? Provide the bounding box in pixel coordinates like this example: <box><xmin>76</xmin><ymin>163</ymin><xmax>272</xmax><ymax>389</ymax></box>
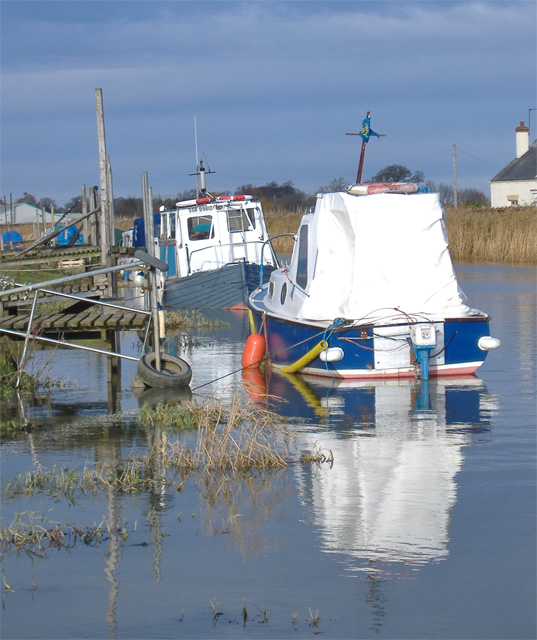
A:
<box><xmin>0</xmin><ymin>343</ymin><xmax>38</xmax><ymax>397</ymax></box>
<box><xmin>164</xmin><ymin>395</ymin><xmax>293</xmax><ymax>471</ymax></box>
<box><xmin>4</xmin><ymin>397</ymin><xmax>331</xmax><ymax>500</ymax></box>
<box><xmin>264</xmin><ymin>204</ymin><xmax>537</xmax><ymax>264</ymax></box>
<box><xmin>0</xmin><ymin>331</ymin><xmax>76</xmax><ymax>397</ymax></box>
<box><xmin>0</xmin><ymin>511</ymin><xmax>122</xmax><ymax>555</ymax></box>
<box><xmin>264</xmin><ymin>208</ymin><xmax>302</xmax><ymax>254</ymax></box>
<box><xmin>138</xmin><ymin>399</ymin><xmax>215</xmax><ymax>431</ymax></box>
<box><xmin>164</xmin><ymin>309</ymin><xmax>230</xmax><ymax>330</ymax></box>
<box><xmin>445</xmin><ymin>205</ymin><xmax>537</xmax><ymax>264</ymax></box>
<box><xmin>4</xmin><ymin>457</ymin><xmax>162</xmax><ymax>500</ymax></box>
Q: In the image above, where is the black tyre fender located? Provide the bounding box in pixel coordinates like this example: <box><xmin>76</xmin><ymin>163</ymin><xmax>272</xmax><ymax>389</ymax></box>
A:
<box><xmin>137</xmin><ymin>352</ymin><xmax>192</xmax><ymax>388</ymax></box>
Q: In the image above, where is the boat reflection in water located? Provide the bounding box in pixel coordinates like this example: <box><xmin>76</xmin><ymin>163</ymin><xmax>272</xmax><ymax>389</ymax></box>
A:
<box><xmin>243</xmin><ymin>369</ymin><xmax>497</xmax><ymax>574</ymax></box>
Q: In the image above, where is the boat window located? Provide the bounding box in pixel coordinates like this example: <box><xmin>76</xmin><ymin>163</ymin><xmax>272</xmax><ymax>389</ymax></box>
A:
<box><xmin>160</xmin><ymin>215</ymin><xmax>168</xmax><ymax>238</ymax></box>
<box><xmin>280</xmin><ymin>282</ymin><xmax>287</xmax><ymax>305</ymax></box>
<box><xmin>296</xmin><ymin>225</ymin><xmax>308</xmax><ymax>289</ymax></box>
<box><xmin>168</xmin><ymin>214</ymin><xmax>176</xmax><ymax>239</ymax></box>
<box><xmin>187</xmin><ymin>215</ymin><xmax>214</xmax><ymax>240</ymax></box>
<box><xmin>227</xmin><ymin>207</ymin><xmax>255</xmax><ymax>233</ymax></box>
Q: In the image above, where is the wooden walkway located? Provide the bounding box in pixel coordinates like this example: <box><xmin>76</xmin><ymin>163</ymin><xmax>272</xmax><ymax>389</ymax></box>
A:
<box><xmin>0</xmin><ymin>245</ymin><xmax>134</xmax><ymax>268</ymax></box>
<box><xmin>1</xmin><ymin>308</ymin><xmax>148</xmax><ymax>336</ymax></box>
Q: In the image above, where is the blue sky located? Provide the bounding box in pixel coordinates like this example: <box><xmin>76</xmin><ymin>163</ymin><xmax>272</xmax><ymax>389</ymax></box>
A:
<box><xmin>1</xmin><ymin>0</ymin><xmax>535</xmax><ymax>207</ymax></box>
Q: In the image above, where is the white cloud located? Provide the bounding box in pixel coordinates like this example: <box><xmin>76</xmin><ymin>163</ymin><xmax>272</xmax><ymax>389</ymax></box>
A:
<box><xmin>1</xmin><ymin>1</ymin><xmax>535</xmax><ymax>203</ymax></box>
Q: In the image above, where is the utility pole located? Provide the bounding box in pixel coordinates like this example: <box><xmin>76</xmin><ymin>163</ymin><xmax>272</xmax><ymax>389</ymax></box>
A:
<box><xmin>453</xmin><ymin>144</ymin><xmax>458</xmax><ymax>209</ymax></box>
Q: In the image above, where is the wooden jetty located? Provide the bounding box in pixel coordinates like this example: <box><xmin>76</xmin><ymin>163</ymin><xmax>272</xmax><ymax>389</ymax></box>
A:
<box><xmin>0</xmin><ymin>306</ymin><xmax>148</xmax><ymax>340</ymax></box>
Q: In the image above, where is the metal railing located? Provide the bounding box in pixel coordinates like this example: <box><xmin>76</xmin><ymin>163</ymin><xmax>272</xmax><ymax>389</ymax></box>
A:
<box><xmin>0</xmin><ymin>250</ymin><xmax>167</xmax><ymax>386</ymax></box>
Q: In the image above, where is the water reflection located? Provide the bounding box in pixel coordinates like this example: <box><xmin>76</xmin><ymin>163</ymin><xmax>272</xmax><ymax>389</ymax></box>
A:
<box><xmin>245</xmin><ymin>370</ymin><xmax>498</xmax><ymax>574</ymax></box>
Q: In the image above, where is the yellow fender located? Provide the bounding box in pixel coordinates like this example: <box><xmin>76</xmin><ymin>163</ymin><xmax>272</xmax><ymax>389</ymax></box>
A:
<box><xmin>248</xmin><ymin>309</ymin><xmax>256</xmax><ymax>335</ymax></box>
<box><xmin>282</xmin><ymin>340</ymin><xmax>328</xmax><ymax>374</ymax></box>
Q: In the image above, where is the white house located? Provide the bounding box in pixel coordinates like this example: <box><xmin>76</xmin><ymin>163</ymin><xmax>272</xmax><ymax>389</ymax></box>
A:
<box><xmin>490</xmin><ymin>122</ymin><xmax>537</xmax><ymax>207</ymax></box>
<box><xmin>0</xmin><ymin>202</ymin><xmax>54</xmax><ymax>225</ymax></box>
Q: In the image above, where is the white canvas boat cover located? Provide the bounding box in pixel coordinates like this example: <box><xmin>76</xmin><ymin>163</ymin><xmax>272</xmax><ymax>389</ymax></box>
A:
<box><xmin>298</xmin><ymin>191</ymin><xmax>476</xmax><ymax>322</ymax></box>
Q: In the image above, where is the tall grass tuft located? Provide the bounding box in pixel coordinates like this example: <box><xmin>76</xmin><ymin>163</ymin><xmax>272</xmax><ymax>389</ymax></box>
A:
<box><xmin>164</xmin><ymin>395</ymin><xmax>292</xmax><ymax>471</ymax></box>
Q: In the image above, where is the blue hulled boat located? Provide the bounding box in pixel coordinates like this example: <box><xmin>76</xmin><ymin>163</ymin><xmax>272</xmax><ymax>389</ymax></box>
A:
<box><xmin>247</xmin><ymin>184</ymin><xmax>500</xmax><ymax>379</ymax></box>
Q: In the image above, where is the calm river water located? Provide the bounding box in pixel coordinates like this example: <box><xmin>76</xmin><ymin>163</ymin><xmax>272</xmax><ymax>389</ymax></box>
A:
<box><xmin>0</xmin><ymin>264</ymin><xmax>535</xmax><ymax>639</ymax></box>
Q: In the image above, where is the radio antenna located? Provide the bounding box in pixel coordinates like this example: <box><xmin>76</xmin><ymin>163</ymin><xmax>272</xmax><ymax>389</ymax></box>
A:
<box><xmin>190</xmin><ymin>116</ymin><xmax>215</xmax><ymax>196</ymax></box>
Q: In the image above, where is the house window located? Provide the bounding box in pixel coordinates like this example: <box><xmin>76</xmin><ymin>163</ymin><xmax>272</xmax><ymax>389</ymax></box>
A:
<box><xmin>531</xmin><ymin>190</ymin><xmax>537</xmax><ymax>203</ymax></box>
<box><xmin>507</xmin><ymin>195</ymin><xmax>519</xmax><ymax>206</ymax></box>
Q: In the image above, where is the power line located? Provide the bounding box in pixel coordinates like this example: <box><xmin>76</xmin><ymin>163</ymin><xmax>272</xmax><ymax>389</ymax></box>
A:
<box><xmin>456</xmin><ymin>147</ymin><xmax>502</xmax><ymax>169</ymax></box>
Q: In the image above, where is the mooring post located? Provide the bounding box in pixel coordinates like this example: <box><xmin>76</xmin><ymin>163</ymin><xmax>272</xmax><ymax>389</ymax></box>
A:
<box><xmin>89</xmin><ymin>186</ymin><xmax>98</xmax><ymax>246</ymax></box>
<box><xmin>96</xmin><ymin>88</ymin><xmax>114</xmax><ymax>296</ymax></box>
<box><xmin>141</xmin><ymin>173</ymin><xmax>162</xmax><ymax>373</ymax></box>
<box><xmin>106</xmin><ymin>329</ymin><xmax>121</xmax><ymax>386</ymax></box>
<box><xmin>81</xmin><ymin>185</ymin><xmax>89</xmax><ymax>246</ymax></box>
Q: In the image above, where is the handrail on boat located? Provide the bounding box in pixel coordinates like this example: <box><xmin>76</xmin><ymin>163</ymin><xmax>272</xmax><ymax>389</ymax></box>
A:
<box><xmin>186</xmin><ymin>238</ymin><xmax>279</xmax><ymax>268</ymax></box>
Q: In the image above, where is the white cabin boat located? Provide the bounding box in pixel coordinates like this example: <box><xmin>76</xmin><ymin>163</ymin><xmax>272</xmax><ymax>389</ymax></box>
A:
<box><xmin>248</xmin><ymin>184</ymin><xmax>500</xmax><ymax>379</ymax></box>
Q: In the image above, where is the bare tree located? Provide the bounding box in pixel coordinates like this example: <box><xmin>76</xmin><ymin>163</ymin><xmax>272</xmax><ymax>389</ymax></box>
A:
<box><xmin>369</xmin><ymin>164</ymin><xmax>425</xmax><ymax>184</ymax></box>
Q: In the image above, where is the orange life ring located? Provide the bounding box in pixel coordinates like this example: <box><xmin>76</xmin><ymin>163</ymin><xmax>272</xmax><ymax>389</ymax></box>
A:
<box><xmin>348</xmin><ymin>182</ymin><xmax>418</xmax><ymax>195</ymax></box>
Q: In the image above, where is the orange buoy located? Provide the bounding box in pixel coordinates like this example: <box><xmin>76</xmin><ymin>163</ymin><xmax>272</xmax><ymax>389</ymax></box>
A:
<box><xmin>241</xmin><ymin>333</ymin><xmax>266</xmax><ymax>369</ymax></box>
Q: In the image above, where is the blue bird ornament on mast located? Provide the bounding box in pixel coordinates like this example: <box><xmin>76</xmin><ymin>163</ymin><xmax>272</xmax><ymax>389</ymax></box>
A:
<box><xmin>346</xmin><ymin>111</ymin><xmax>386</xmax><ymax>183</ymax></box>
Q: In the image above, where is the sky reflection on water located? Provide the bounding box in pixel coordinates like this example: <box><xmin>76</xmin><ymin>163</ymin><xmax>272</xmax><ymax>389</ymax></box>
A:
<box><xmin>0</xmin><ymin>265</ymin><xmax>535</xmax><ymax>639</ymax></box>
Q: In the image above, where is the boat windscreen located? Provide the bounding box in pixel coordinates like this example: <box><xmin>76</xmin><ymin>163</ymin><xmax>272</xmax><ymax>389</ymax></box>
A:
<box><xmin>227</xmin><ymin>206</ymin><xmax>256</xmax><ymax>232</ymax></box>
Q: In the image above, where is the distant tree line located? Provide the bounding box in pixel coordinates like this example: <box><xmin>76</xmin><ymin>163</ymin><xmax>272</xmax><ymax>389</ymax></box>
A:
<box><xmin>4</xmin><ymin>164</ymin><xmax>489</xmax><ymax>217</ymax></box>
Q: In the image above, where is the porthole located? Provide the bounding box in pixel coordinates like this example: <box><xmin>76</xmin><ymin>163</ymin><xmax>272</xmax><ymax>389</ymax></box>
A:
<box><xmin>269</xmin><ymin>281</ymin><xmax>274</xmax><ymax>299</ymax></box>
<box><xmin>280</xmin><ymin>282</ymin><xmax>287</xmax><ymax>305</ymax></box>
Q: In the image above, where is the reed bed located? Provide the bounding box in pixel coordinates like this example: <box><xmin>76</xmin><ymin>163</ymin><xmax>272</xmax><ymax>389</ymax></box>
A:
<box><xmin>163</xmin><ymin>309</ymin><xmax>229</xmax><ymax>330</ymax></box>
<box><xmin>4</xmin><ymin>396</ymin><xmax>332</xmax><ymax>501</ymax></box>
<box><xmin>3</xmin><ymin>458</ymin><xmax>161</xmax><ymax>500</ymax></box>
<box><xmin>0</xmin><ymin>511</ymin><xmax>111</xmax><ymax>554</ymax></box>
<box><xmin>445</xmin><ymin>205</ymin><xmax>537</xmax><ymax>264</ymax></box>
<box><xmin>264</xmin><ymin>204</ymin><xmax>537</xmax><ymax>265</ymax></box>
<box><xmin>264</xmin><ymin>208</ymin><xmax>302</xmax><ymax>254</ymax></box>
<box><xmin>164</xmin><ymin>395</ymin><xmax>299</xmax><ymax>471</ymax></box>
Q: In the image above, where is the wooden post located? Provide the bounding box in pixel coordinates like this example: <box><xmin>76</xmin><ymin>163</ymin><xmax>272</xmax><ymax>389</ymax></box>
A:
<box><xmin>107</xmin><ymin>156</ymin><xmax>115</xmax><ymax>247</ymax></box>
<box><xmin>96</xmin><ymin>88</ymin><xmax>113</xmax><ymax>295</ymax></box>
<box><xmin>453</xmin><ymin>144</ymin><xmax>458</xmax><ymax>209</ymax></box>
<box><xmin>89</xmin><ymin>186</ymin><xmax>98</xmax><ymax>245</ymax></box>
<box><xmin>141</xmin><ymin>172</ymin><xmax>162</xmax><ymax>372</ymax></box>
<box><xmin>81</xmin><ymin>185</ymin><xmax>89</xmax><ymax>245</ymax></box>
<box><xmin>106</xmin><ymin>157</ymin><xmax>117</xmax><ymax>296</ymax></box>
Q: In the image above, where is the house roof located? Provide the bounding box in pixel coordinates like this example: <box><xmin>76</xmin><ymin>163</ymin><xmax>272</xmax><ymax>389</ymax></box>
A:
<box><xmin>491</xmin><ymin>139</ymin><xmax>537</xmax><ymax>182</ymax></box>
<box><xmin>0</xmin><ymin>202</ymin><xmax>51</xmax><ymax>213</ymax></box>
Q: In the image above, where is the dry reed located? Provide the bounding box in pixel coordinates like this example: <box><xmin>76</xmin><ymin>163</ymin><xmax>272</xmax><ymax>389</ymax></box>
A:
<box><xmin>264</xmin><ymin>204</ymin><xmax>536</xmax><ymax>265</ymax></box>
<box><xmin>445</xmin><ymin>205</ymin><xmax>536</xmax><ymax>264</ymax></box>
<box><xmin>164</xmin><ymin>395</ymin><xmax>293</xmax><ymax>471</ymax></box>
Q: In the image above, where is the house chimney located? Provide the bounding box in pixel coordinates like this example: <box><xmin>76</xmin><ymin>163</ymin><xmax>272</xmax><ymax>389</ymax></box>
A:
<box><xmin>515</xmin><ymin>121</ymin><xmax>529</xmax><ymax>158</ymax></box>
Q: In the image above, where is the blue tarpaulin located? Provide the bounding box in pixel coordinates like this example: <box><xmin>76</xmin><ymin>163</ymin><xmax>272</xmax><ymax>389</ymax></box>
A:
<box><xmin>1</xmin><ymin>231</ymin><xmax>23</xmax><ymax>248</ymax></box>
<box><xmin>55</xmin><ymin>225</ymin><xmax>84</xmax><ymax>245</ymax></box>
<box><xmin>132</xmin><ymin>214</ymin><xmax>161</xmax><ymax>248</ymax></box>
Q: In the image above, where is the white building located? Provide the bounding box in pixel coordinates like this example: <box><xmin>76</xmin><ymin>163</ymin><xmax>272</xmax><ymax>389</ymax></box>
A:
<box><xmin>490</xmin><ymin>122</ymin><xmax>537</xmax><ymax>207</ymax></box>
<box><xmin>0</xmin><ymin>202</ymin><xmax>54</xmax><ymax>225</ymax></box>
